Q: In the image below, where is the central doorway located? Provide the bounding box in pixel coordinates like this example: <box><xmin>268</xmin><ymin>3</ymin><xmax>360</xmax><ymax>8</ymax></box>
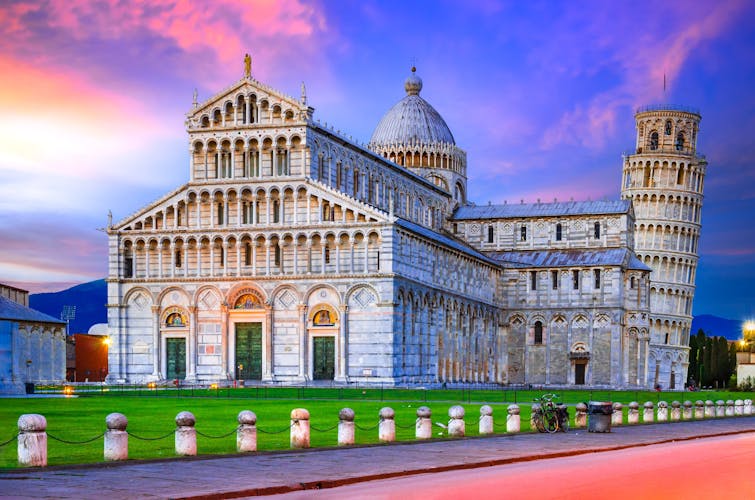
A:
<box><xmin>235</xmin><ymin>323</ymin><xmax>262</xmax><ymax>380</ymax></box>
<box><xmin>574</xmin><ymin>361</ymin><xmax>586</xmax><ymax>385</ymax></box>
<box><xmin>312</xmin><ymin>336</ymin><xmax>335</xmax><ymax>380</ymax></box>
<box><xmin>166</xmin><ymin>338</ymin><xmax>186</xmax><ymax>380</ymax></box>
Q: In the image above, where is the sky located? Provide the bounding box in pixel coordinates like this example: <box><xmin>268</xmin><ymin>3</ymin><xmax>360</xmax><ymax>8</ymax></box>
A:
<box><xmin>0</xmin><ymin>0</ymin><xmax>754</xmax><ymax>321</ymax></box>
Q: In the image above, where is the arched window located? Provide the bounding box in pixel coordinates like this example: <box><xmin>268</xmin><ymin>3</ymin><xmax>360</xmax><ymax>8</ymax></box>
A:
<box><xmin>555</xmin><ymin>223</ymin><xmax>562</xmax><ymax>241</ymax></box>
<box><xmin>313</xmin><ymin>309</ymin><xmax>335</xmax><ymax>326</ymax></box>
<box><xmin>534</xmin><ymin>321</ymin><xmax>543</xmax><ymax>345</ymax></box>
<box><xmin>630</xmin><ymin>276</ymin><xmax>635</xmax><ymax>289</ymax></box>
<box><xmin>165</xmin><ymin>312</ymin><xmax>185</xmax><ymax>327</ymax></box>
<box><xmin>675</xmin><ymin>132</ymin><xmax>684</xmax><ymax>151</ymax></box>
<box><xmin>649</xmin><ymin>131</ymin><xmax>659</xmax><ymax>150</ymax></box>
<box><xmin>676</xmin><ymin>165</ymin><xmax>685</xmax><ymax>185</ymax></box>
<box><xmin>664</xmin><ymin>120</ymin><xmax>672</xmax><ymax>135</ymax></box>
<box><xmin>234</xmin><ymin>293</ymin><xmax>262</xmax><ymax>309</ymax></box>
<box><xmin>244</xmin><ymin>242</ymin><xmax>252</xmax><ymax>266</ymax></box>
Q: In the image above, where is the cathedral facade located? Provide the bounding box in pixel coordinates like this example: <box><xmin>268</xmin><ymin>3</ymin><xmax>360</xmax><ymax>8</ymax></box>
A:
<box><xmin>106</xmin><ymin>58</ymin><xmax>704</xmax><ymax>389</ymax></box>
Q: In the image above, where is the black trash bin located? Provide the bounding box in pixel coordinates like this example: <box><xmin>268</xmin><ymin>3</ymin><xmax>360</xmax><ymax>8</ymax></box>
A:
<box><xmin>25</xmin><ymin>383</ymin><xmax>35</xmax><ymax>395</ymax></box>
<box><xmin>588</xmin><ymin>401</ymin><xmax>612</xmax><ymax>433</ymax></box>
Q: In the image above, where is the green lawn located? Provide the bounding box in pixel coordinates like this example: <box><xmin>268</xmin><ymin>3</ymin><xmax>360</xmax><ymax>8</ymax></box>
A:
<box><xmin>1</xmin><ymin>387</ymin><xmax>752</xmax><ymax>469</ymax></box>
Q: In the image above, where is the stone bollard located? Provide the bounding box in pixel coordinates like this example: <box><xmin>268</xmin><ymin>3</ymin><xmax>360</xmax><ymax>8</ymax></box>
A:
<box><xmin>670</xmin><ymin>401</ymin><xmax>681</xmax><ymax>422</ymax></box>
<box><xmin>415</xmin><ymin>406</ymin><xmax>432</xmax><ymax>440</ymax></box>
<box><xmin>338</xmin><ymin>408</ymin><xmax>355</xmax><ymax>446</ymax></box>
<box><xmin>237</xmin><ymin>410</ymin><xmax>257</xmax><ymax>452</ymax></box>
<box><xmin>575</xmin><ymin>403</ymin><xmax>587</xmax><ymax>428</ymax></box>
<box><xmin>290</xmin><ymin>408</ymin><xmax>310</xmax><ymax>449</ymax></box>
<box><xmin>725</xmin><ymin>400</ymin><xmax>735</xmax><ymax>417</ymax></box>
<box><xmin>734</xmin><ymin>400</ymin><xmax>744</xmax><ymax>416</ymax></box>
<box><xmin>643</xmin><ymin>402</ymin><xmax>654</xmax><ymax>423</ymax></box>
<box><xmin>657</xmin><ymin>401</ymin><xmax>668</xmax><ymax>422</ymax></box>
<box><xmin>104</xmin><ymin>413</ymin><xmax>128</xmax><ymax>461</ymax></box>
<box><xmin>683</xmin><ymin>401</ymin><xmax>693</xmax><ymax>420</ymax></box>
<box><xmin>18</xmin><ymin>414</ymin><xmax>47</xmax><ymax>467</ymax></box>
<box><xmin>506</xmin><ymin>404</ymin><xmax>520</xmax><ymax>433</ymax></box>
<box><xmin>744</xmin><ymin>399</ymin><xmax>753</xmax><ymax>416</ymax></box>
<box><xmin>448</xmin><ymin>405</ymin><xmax>465</xmax><ymax>437</ymax></box>
<box><xmin>715</xmin><ymin>400</ymin><xmax>725</xmax><ymax>418</ymax></box>
<box><xmin>479</xmin><ymin>405</ymin><xmax>494</xmax><ymax>435</ymax></box>
<box><xmin>175</xmin><ymin>411</ymin><xmax>196</xmax><ymax>456</ymax></box>
<box><xmin>627</xmin><ymin>402</ymin><xmax>639</xmax><ymax>424</ymax></box>
<box><xmin>694</xmin><ymin>400</ymin><xmax>704</xmax><ymax>419</ymax></box>
<box><xmin>611</xmin><ymin>403</ymin><xmax>623</xmax><ymax>426</ymax></box>
<box><xmin>379</xmin><ymin>407</ymin><xmax>395</xmax><ymax>442</ymax></box>
<box><xmin>705</xmin><ymin>400</ymin><xmax>715</xmax><ymax>418</ymax></box>
<box><xmin>530</xmin><ymin>403</ymin><xmax>542</xmax><ymax>430</ymax></box>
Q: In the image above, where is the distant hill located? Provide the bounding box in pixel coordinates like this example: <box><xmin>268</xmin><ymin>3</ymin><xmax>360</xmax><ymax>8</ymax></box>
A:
<box><xmin>690</xmin><ymin>314</ymin><xmax>742</xmax><ymax>341</ymax></box>
<box><xmin>30</xmin><ymin>279</ymin><xmax>107</xmax><ymax>334</ymax></box>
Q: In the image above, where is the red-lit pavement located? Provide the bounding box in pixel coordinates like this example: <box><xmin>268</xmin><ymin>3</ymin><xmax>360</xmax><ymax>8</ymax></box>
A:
<box><xmin>1</xmin><ymin>417</ymin><xmax>753</xmax><ymax>499</ymax></box>
<box><xmin>276</xmin><ymin>433</ymin><xmax>755</xmax><ymax>499</ymax></box>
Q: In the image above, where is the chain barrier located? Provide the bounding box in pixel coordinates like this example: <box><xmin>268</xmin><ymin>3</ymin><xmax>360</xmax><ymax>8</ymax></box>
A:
<box><xmin>47</xmin><ymin>432</ymin><xmax>104</xmax><ymax>445</ymax></box>
<box><xmin>257</xmin><ymin>422</ymin><xmax>295</xmax><ymax>435</ymax></box>
<box><xmin>394</xmin><ymin>419</ymin><xmax>417</xmax><ymax>429</ymax></box>
<box><xmin>128</xmin><ymin>430</ymin><xmax>175</xmax><ymax>441</ymax></box>
<box><xmin>354</xmin><ymin>421</ymin><xmax>380</xmax><ymax>431</ymax></box>
<box><xmin>0</xmin><ymin>433</ymin><xmax>18</xmax><ymax>448</ymax></box>
<box><xmin>196</xmin><ymin>427</ymin><xmax>239</xmax><ymax>439</ymax></box>
<box><xmin>309</xmin><ymin>423</ymin><xmax>339</xmax><ymax>433</ymax></box>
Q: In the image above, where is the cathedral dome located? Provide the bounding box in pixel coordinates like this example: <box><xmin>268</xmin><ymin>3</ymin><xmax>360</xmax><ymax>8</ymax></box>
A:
<box><xmin>370</xmin><ymin>68</ymin><xmax>455</xmax><ymax>146</ymax></box>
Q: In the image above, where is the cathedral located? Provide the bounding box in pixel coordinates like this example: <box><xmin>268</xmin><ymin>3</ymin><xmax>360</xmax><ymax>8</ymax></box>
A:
<box><xmin>106</xmin><ymin>56</ymin><xmax>706</xmax><ymax>389</ymax></box>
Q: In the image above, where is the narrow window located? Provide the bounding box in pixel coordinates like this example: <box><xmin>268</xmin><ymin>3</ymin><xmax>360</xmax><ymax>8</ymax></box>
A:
<box><xmin>453</xmin><ymin>223</ymin><xmax>458</xmax><ymax>233</ymax></box>
<box><xmin>664</xmin><ymin>333</ymin><xmax>670</xmax><ymax>344</ymax></box>
<box><xmin>336</xmin><ymin>162</ymin><xmax>342</xmax><ymax>189</ymax></box>
<box><xmin>124</xmin><ymin>257</ymin><xmax>134</xmax><ymax>278</ymax></box>
<box><xmin>664</xmin><ymin>120</ymin><xmax>672</xmax><ymax>135</ymax></box>
<box><xmin>324</xmin><ymin>246</ymin><xmax>331</xmax><ymax>264</ymax></box>
<box><xmin>520</xmin><ymin>225</ymin><xmax>527</xmax><ymax>241</ymax></box>
<box><xmin>594</xmin><ymin>222</ymin><xmax>601</xmax><ymax>239</ymax></box>
<box><xmin>676</xmin><ymin>132</ymin><xmax>684</xmax><ymax>151</ymax></box>
<box><xmin>219</xmin><ymin>247</ymin><xmax>224</xmax><ymax>267</ymax></box>
<box><xmin>643</xmin><ymin>165</ymin><xmax>651</xmax><ymax>186</ymax></box>
<box><xmin>175</xmin><ymin>250</ymin><xmax>182</xmax><ymax>268</ymax></box>
<box><xmin>649</xmin><ymin>131</ymin><xmax>659</xmax><ymax>150</ymax></box>
<box><xmin>376</xmin><ymin>250</ymin><xmax>380</xmax><ymax>271</ymax></box>
<box><xmin>217</xmin><ymin>203</ymin><xmax>224</xmax><ymax>225</ymax></box>
<box><xmin>176</xmin><ymin>208</ymin><xmax>182</xmax><ymax>227</ymax></box>
<box><xmin>555</xmin><ymin>223</ymin><xmax>562</xmax><ymax>241</ymax></box>
<box><xmin>676</xmin><ymin>166</ymin><xmax>685</xmax><ymax>185</ymax></box>
<box><xmin>274</xmin><ymin>245</ymin><xmax>281</xmax><ymax>266</ymax></box>
<box><xmin>594</xmin><ymin>269</ymin><xmax>601</xmax><ymax>289</ymax></box>
<box><xmin>242</xmin><ymin>202</ymin><xmax>248</xmax><ymax>224</ymax></box>
<box><xmin>573</xmin><ymin>270</ymin><xmax>580</xmax><ymax>290</ymax></box>
<box><xmin>530</xmin><ymin>271</ymin><xmax>537</xmax><ymax>290</ymax></box>
<box><xmin>322</xmin><ymin>203</ymin><xmax>331</xmax><ymax>221</ymax></box>
<box><xmin>630</xmin><ymin>276</ymin><xmax>635</xmax><ymax>289</ymax></box>
<box><xmin>487</xmin><ymin>226</ymin><xmax>494</xmax><ymax>243</ymax></box>
<box><xmin>534</xmin><ymin>321</ymin><xmax>543</xmax><ymax>345</ymax></box>
<box><xmin>273</xmin><ymin>200</ymin><xmax>280</xmax><ymax>223</ymax></box>
<box><xmin>244</xmin><ymin>243</ymin><xmax>251</xmax><ymax>266</ymax></box>
<box><xmin>551</xmin><ymin>270</ymin><xmax>558</xmax><ymax>290</ymax></box>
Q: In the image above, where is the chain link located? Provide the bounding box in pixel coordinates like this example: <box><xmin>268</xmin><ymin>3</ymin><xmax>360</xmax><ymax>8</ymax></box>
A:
<box><xmin>47</xmin><ymin>432</ymin><xmax>104</xmax><ymax>445</ymax></box>
<box><xmin>196</xmin><ymin>427</ymin><xmax>239</xmax><ymax>439</ymax></box>
<box><xmin>128</xmin><ymin>430</ymin><xmax>175</xmax><ymax>441</ymax></box>
<box><xmin>0</xmin><ymin>433</ymin><xmax>18</xmax><ymax>447</ymax></box>
<box><xmin>354</xmin><ymin>422</ymin><xmax>380</xmax><ymax>431</ymax></box>
<box><xmin>394</xmin><ymin>420</ymin><xmax>416</xmax><ymax>429</ymax></box>
<box><xmin>309</xmin><ymin>423</ymin><xmax>339</xmax><ymax>433</ymax></box>
<box><xmin>257</xmin><ymin>423</ymin><xmax>294</xmax><ymax>435</ymax></box>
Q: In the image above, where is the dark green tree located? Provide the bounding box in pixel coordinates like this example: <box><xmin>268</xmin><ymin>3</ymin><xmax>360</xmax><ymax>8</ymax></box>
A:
<box><xmin>688</xmin><ymin>334</ymin><xmax>698</xmax><ymax>386</ymax></box>
<box><xmin>717</xmin><ymin>336</ymin><xmax>730</xmax><ymax>386</ymax></box>
<box><xmin>704</xmin><ymin>335</ymin><xmax>714</xmax><ymax>386</ymax></box>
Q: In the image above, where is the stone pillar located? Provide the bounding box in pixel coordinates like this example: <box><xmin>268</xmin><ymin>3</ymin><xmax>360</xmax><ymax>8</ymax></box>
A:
<box><xmin>290</xmin><ymin>408</ymin><xmax>310</xmax><ymax>449</ymax></box>
<box><xmin>297</xmin><ymin>304</ymin><xmax>307</xmax><ymax>379</ymax></box>
<box><xmin>337</xmin><ymin>304</ymin><xmax>348</xmax><ymax>381</ymax></box>
<box><xmin>175</xmin><ymin>411</ymin><xmax>196</xmax><ymax>456</ymax></box>
<box><xmin>682</xmin><ymin>401</ymin><xmax>693</xmax><ymax>420</ymax></box>
<box><xmin>715</xmin><ymin>400</ymin><xmax>725</xmax><ymax>417</ymax></box>
<box><xmin>628</xmin><ymin>402</ymin><xmax>639</xmax><ymax>424</ymax></box>
<box><xmin>18</xmin><ymin>414</ymin><xmax>47</xmax><ymax>467</ymax></box>
<box><xmin>611</xmin><ymin>403</ymin><xmax>623</xmax><ymax>426</ymax></box>
<box><xmin>506</xmin><ymin>404</ymin><xmax>520</xmax><ymax>433</ymax></box>
<box><xmin>448</xmin><ymin>405</ymin><xmax>465</xmax><ymax>437</ymax></box>
<box><xmin>338</xmin><ymin>408</ymin><xmax>355</xmax><ymax>446</ymax></box>
<box><xmin>415</xmin><ymin>406</ymin><xmax>432</xmax><ymax>440</ymax></box>
<box><xmin>264</xmin><ymin>305</ymin><xmax>273</xmax><ymax>380</ymax></box>
<box><xmin>734</xmin><ymin>399</ymin><xmax>744</xmax><ymax>416</ymax></box>
<box><xmin>575</xmin><ymin>403</ymin><xmax>587</xmax><ymax>428</ymax></box>
<box><xmin>104</xmin><ymin>413</ymin><xmax>128</xmax><ymax>461</ymax></box>
<box><xmin>479</xmin><ymin>405</ymin><xmax>494</xmax><ymax>435</ymax></box>
<box><xmin>705</xmin><ymin>400</ymin><xmax>715</xmax><ymax>418</ymax></box>
<box><xmin>237</xmin><ymin>410</ymin><xmax>257</xmax><ymax>452</ymax></box>
<box><xmin>151</xmin><ymin>305</ymin><xmax>160</xmax><ymax>378</ymax></box>
<box><xmin>724</xmin><ymin>399</ymin><xmax>734</xmax><ymax>417</ymax></box>
<box><xmin>657</xmin><ymin>401</ymin><xmax>668</xmax><ymax>422</ymax></box>
<box><xmin>379</xmin><ymin>407</ymin><xmax>395</xmax><ymax>442</ymax></box>
<box><xmin>694</xmin><ymin>400</ymin><xmax>704</xmax><ymax>419</ymax></box>
<box><xmin>643</xmin><ymin>402</ymin><xmax>654</xmax><ymax>423</ymax></box>
<box><xmin>670</xmin><ymin>401</ymin><xmax>681</xmax><ymax>421</ymax></box>
<box><xmin>744</xmin><ymin>399</ymin><xmax>753</xmax><ymax>416</ymax></box>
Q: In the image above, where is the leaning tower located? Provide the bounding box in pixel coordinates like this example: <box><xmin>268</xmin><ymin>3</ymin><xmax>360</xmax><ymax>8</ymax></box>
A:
<box><xmin>621</xmin><ymin>105</ymin><xmax>707</xmax><ymax>390</ymax></box>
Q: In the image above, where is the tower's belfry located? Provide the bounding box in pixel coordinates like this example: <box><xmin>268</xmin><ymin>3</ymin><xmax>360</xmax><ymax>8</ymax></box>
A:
<box><xmin>621</xmin><ymin>105</ymin><xmax>707</xmax><ymax>389</ymax></box>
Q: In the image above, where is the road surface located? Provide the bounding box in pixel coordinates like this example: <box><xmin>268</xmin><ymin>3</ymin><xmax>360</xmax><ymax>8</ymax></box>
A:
<box><xmin>274</xmin><ymin>433</ymin><xmax>755</xmax><ymax>499</ymax></box>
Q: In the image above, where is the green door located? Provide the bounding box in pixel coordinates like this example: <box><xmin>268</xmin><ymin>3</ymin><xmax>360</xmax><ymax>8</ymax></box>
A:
<box><xmin>236</xmin><ymin>323</ymin><xmax>262</xmax><ymax>380</ymax></box>
<box><xmin>313</xmin><ymin>336</ymin><xmax>335</xmax><ymax>380</ymax></box>
<box><xmin>166</xmin><ymin>338</ymin><xmax>186</xmax><ymax>380</ymax></box>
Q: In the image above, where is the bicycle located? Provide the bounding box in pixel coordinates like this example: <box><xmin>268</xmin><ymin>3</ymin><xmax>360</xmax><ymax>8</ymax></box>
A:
<box><xmin>532</xmin><ymin>393</ymin><xmax>569</xmax><ymax>433</ymax></box>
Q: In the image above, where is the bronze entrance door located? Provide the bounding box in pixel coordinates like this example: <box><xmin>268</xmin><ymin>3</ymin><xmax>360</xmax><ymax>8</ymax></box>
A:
<box><xmin>312</xmin><ymin>336</ymin><xmax>335</xmax><ymax>380</ymax></box>
<box><xmin>575</xmin><ymin>362</ymin><xmax>586</xmax><ymax>385</ymax></box>
<box><xmin>166</xmin><ymin>338</ymin><xmax>186</xmax><ymax>380</ymax></box>
<box><xmin>235</xmin><ymin>323</ymin><xmax>262</xmax><ymax>380</ymax></box>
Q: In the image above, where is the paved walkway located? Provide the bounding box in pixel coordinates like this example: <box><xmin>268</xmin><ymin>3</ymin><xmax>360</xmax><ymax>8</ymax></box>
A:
<box><xmin>1</xmin><ymin>417</ymin><xmax>753</xmax><ymax>499</ymax></box>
